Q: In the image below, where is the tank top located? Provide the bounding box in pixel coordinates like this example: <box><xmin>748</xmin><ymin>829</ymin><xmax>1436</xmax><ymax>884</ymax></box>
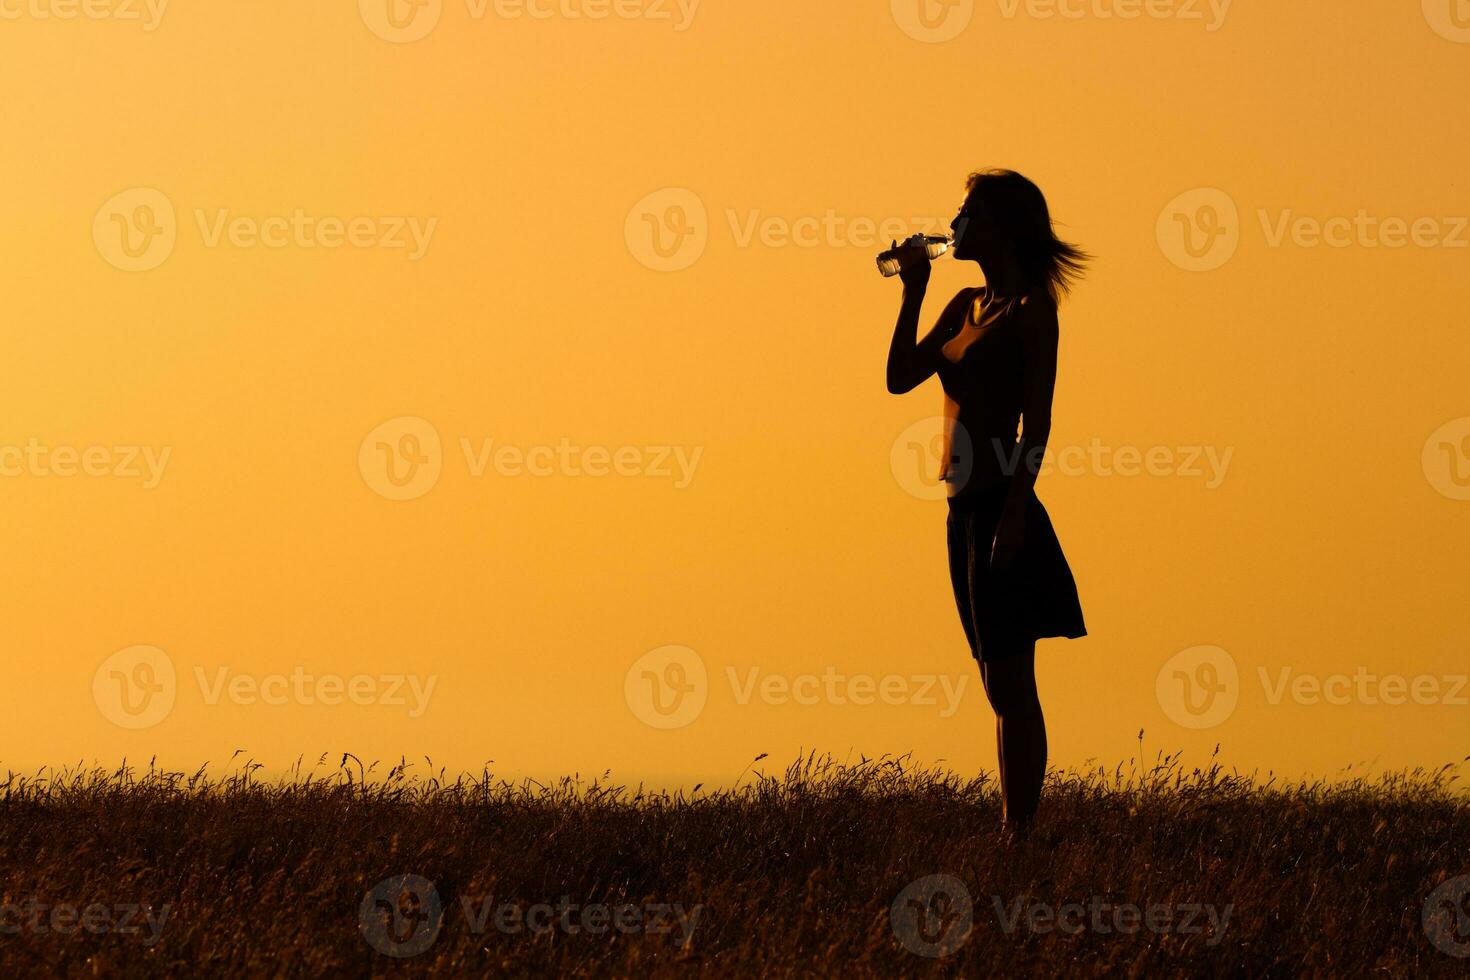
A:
<box><xmin>936</xmin><ymin>287</ymin><xmax>1032</xmax><ymax>497</ymax></box>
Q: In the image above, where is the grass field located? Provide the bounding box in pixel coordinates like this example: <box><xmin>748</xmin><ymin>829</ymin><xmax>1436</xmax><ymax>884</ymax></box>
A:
<box><xmin>3</xmin><ymin>750</ymin><xmax>1468</xmax><ymax>977</ymax></box>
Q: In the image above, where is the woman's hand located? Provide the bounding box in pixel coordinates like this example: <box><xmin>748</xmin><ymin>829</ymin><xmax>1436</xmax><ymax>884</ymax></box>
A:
<box><xmin>990</xmin><ymin>499</ymin><xmax>1027</xmax><ymax>569</ymax></box>
<box><xmin>895</xmin><ymin>235</ymin><xmax>932</xmax><ymax>291</ymax></box>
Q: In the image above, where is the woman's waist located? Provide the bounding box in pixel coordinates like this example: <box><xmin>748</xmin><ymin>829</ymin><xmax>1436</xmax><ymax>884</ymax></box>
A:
<box><xmin>943</xmin><ymin>398</ymin><xmax>1019</xmax><ymax>437</ymax></box>
<box><xmin>943</xmin><ymin>466</ymin><xmax>1014</xmax><ymax>497</ymax></box>
<box><xmin>949</xmin><ymin>426</ymin><xmax>1023</xmax><ymax>468</ymax></box>
<box><xmin>935</xmin><ymin>404</ymin><xmax>1020</xmax><ymax>493</ymax></box>
<box><xmin>940</xmin><ymin>431</ymin><xmax>1028</xmax><ymax>499</ymax></box>
<box><xmin>944</xmin><ymin>470</ymin><xmax>1028</xmax><ymax>505</ymax></box>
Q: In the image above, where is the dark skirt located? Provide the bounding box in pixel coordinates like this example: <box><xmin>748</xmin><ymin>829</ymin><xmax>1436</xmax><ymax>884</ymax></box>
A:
<box><xmin>946</xmin><ymin>482</ymin><xmax>1086</xmax><ymax>662</ymax></box>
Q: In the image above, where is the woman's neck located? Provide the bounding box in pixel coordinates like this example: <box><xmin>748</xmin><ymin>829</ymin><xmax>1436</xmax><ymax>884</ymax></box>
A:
<box><xmin>977</xmin><ymin>254</ymin><xmax>1025</xmax><ymax>296</ymax></box>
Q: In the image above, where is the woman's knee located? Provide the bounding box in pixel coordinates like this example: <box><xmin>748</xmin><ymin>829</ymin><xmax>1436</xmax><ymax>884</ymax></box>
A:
<box><xmin>981</xmin><ymin>651</ymin><xmax>1040</xmax><ymax>718</ymax></box>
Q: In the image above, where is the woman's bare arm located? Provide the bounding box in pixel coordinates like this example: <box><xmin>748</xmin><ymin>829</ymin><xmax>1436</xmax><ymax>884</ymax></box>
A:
<box><xmin>991</xmin><ymin>297</ymin><xmax>1060</xmax><ymax>568</ymax></box>
<box><xmin>1006</xmin><ymin>297</ymin><xmax>1060</xmax><ymax>504</ymax></box>
<box><xmin>886</xmin><ymin>280</ymin><xmax>971</xmax><ymax>395</ymax></box>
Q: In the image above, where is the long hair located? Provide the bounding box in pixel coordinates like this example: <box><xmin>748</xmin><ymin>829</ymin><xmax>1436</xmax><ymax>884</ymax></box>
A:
<box><xmin>964</xmin><ymin>169</ymin><xmax>1088</xmax><ymax>304</ymax></box>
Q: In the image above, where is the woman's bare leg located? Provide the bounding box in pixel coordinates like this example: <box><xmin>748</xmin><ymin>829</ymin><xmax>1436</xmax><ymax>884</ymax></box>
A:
<box><xmin>980</xmin><ymin>643</ymin><xmax>1046</xmax><ymax>829</ymax></box>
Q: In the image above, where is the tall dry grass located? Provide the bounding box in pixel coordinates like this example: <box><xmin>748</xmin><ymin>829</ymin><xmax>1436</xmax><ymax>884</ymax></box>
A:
<box><xmin>2</xmin><ymin>748</ymin><xmax>1467</xmax><ymax>977</ymax></box>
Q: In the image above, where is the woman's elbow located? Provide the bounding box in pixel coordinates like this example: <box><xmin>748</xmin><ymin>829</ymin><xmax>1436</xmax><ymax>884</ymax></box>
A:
<box><xmin>1022</xmin><ymin>417</ymin><xmax>1053</xmax><ymax>443</ymax></box>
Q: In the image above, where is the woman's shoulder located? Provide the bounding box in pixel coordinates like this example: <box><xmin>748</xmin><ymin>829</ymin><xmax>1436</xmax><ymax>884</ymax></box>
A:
<box><xmin>1012</xmin><ymin>292</ymin><xmax>1060</xmax><ymax>353</ymax></box>
<box><xmin>1016</xmin><ymin>287</ymin><xmax>1057</xmax><ymax>311</ymax></box>
<box><xmin>940</xmin><ymin>285</ymin><xmax>986</xmax><ymax>315</ymax></box>
<box><xmin>933</xmin><ymin>286</ymin><xmax>984</xmax><ymax>336</ymax></box>
<box><xmin>1014</xmin><ymin>290</ymin><xmax>1059</xmax><ymax>326</ymax></box>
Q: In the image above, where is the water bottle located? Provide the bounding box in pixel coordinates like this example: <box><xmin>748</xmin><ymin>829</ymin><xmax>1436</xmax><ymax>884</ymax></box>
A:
<box><xmin>876</xmin><ymin>235</ymin><xmax>954</xmax><ymax>278</ymax></box>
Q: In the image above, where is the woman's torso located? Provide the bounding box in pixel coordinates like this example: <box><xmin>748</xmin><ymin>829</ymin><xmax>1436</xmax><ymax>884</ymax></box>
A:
<box><xmin>937</xmin><ymin>287</ymin><xmax>1031</xmax><ymax>497</ymax></box>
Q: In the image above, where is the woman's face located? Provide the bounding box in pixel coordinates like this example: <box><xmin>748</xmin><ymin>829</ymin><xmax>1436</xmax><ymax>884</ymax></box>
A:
<box><xmin>950</xmin><ymin>194</ymin><xmax>995</xmax><ymax>261</ymax></box>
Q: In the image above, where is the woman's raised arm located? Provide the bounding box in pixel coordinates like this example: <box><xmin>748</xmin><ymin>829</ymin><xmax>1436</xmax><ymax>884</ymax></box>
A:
<box><xmin>886</xmin><ymin>250</ymin><xmax>970</xmax><ymax>394</ymax></box>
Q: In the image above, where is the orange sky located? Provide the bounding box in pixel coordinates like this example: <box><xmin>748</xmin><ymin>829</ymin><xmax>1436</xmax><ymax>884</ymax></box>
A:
<box><xmin>1</xmin><ymin>1</ymin><xmax>1467</xmax><ymax>787</ymax></box>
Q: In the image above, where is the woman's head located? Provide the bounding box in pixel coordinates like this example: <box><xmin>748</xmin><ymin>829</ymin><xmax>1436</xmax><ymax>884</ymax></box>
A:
<box><xmin>949</xmin><ymin>169</ymin><xmax>1088</xmax><ymax>302</ymax></box>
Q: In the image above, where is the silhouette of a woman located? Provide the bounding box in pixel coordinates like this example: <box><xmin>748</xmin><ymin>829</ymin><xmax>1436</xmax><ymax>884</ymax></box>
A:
<box><xmin>886</xmin><ymin>170</ymin><xmax>1087</xmax><ymax>831</ymax></box>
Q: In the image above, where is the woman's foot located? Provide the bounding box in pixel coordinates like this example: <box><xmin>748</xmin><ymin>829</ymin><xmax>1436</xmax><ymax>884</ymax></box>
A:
<box><xmin>999</xmin><ymin>817</ymin><xmax>1034</xmax><ymax>845</ymax></box>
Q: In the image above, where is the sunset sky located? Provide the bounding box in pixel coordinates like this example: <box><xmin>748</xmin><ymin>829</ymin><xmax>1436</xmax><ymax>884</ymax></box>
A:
<box><xmin>2</xmin><ymin>1</ymin><xmax>1467</xmax><ymax>787</ymax></box>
